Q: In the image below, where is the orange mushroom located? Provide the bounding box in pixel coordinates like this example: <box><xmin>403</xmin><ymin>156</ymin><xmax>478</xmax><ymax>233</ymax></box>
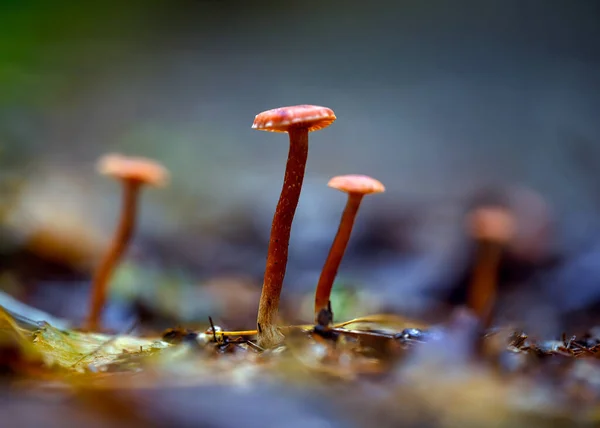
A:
<box><xmin>85</xmin><ymin>153</ymin><xmax>168</xmax><ymax>331</ymax></box>
<box><xmin>314</xmin><ymin>174</ymin><xmax>385</xmax><ymax>321</ymax></box>
<box><xmin>465</xmin><ymin>206</ymin><xmax>515</xmax><ymax>329</ymax></box>
<box><xmin>252</xmin><ymin>105</ymin><xmax>336</xmax><ymax>347</ymax></box>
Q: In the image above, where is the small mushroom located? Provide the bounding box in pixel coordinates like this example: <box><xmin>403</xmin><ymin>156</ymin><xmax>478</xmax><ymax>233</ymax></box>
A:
<box><xmin>465</xmin><ymin>206</ymin><xmax>515</xmax><ymax>329</ymax></box>
<box><xmin>314</xmin><ymin>174</ymin><xmax>385</xmax><ymax>321</ymax></box>
<box><xmin>252</xmin><ymin>105</ymin><xmax>336</xmax><ymax>348</ymax></box>
<box><xmin>85</xmin><ymin>153</ymin><xmax>168</xmax><ymax>331</ymax></box>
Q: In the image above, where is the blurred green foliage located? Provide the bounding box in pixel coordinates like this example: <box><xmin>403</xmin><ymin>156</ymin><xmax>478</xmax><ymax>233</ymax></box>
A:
<box><xmin>0</xmin><ymin>0</ymin><xmax>152</xmax><ymax>107</ymax></box>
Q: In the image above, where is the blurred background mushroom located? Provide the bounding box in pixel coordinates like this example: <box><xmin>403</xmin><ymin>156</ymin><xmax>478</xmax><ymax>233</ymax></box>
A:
<box><xmin>0</xmin><ymin>0</ymin><xmax>600</xmax><ymax>337</ymax></box>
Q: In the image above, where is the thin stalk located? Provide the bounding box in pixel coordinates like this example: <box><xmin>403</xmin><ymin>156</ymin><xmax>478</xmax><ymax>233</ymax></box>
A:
<box><xmin>467</xmin><ymin>240</ymin><xmax>503</xmax><ymax>329</ymax></box>
<box><xmin>256</xmin><ymin>127</ymin><xmax>309</xmax><ymax>348</ymax></box>
<box><xmin>314</xmin><ymin>193</ymin><xmax>363</xmax><ymax>319</ymax></box>
<box><xmin>85</xmin><ymin>181</ymin><xmax>140</xmax><ymax>331</ymax></box>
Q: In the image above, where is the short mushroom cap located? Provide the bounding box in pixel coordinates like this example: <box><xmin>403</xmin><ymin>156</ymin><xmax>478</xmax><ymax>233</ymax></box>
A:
<box><xmin>327</xmin><ymin>174</ymin><xmax>386</xmax><ymax>195</ymax></box>
<box><xmin>467</xmin><ymin>206</ymin><xmax>515</xmax><ymax>243</ymax></box>
<box><xmin>252</xmin><ymin>105</ymin><xmax>336</xmax><ymax>133</ymax></box>
<box><xmin>97</xmin><ymin>153</ymin><xmax>169</xmax><ymax>187</ymax></box>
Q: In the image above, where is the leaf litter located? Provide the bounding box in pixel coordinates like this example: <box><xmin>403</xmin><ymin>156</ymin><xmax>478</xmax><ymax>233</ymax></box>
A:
<box><xmin>4</xmin><ymin>301</ymin><xmax>600</xmax><ymax>428</ymax></box>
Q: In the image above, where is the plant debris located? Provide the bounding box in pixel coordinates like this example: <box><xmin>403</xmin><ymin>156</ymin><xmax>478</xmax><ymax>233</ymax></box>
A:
<box><xmin>3</xmin><ymin>301</ymin><xmax>600</xmax><ymax>428</ymax></box>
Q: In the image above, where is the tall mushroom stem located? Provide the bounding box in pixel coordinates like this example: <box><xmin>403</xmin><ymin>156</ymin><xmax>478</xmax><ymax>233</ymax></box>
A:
<box><xmin>85</xmin><ymin>181</ymin><xmax>140</xmax><ymax>331</ymax></box>
<box><xmin>467</xmin><ymin>240</ymin><xmax>503</xmax><ymax>330</ymax></box>
<box><xmin>257</xmin><ymin>127</ymin><xmax>309</xmax><ymax>347</ymax></box>
<box><xmin>464</xmin><ymin>206</ymin><xmax>514</xmax><ymax>330</ymax></box>
<box><xmin>314</xmin><ymin>193</ymin><xmax>363</xmax><ymax>320</ymax></box>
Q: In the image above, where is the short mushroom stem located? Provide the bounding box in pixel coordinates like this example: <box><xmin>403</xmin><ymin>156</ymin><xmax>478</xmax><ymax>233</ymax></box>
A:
<box><xmin>314</xmin><ymin>193</ymin><xmax>364</xmax><ymax>320</ymax></box>
<box><xmin>467</xmin><ymin>239</ymin><xmax>503</xmax><ymax>329</ymax></box>
<box><xmin>85</xmin><ymin>180</ymin><xmax>140</xmax><ymax>331</ymax></box>
<box><xmin>257</xmin><ymin>127</ymin><xmax>309</xmax><ymax>347</ymax></box>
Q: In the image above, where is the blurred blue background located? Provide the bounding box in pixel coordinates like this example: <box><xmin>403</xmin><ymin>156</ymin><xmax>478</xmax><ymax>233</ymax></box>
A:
<box><xmin>1</xmin><ymin>0</ymin><xmax>599</xmax><ymax>334</ymax></box>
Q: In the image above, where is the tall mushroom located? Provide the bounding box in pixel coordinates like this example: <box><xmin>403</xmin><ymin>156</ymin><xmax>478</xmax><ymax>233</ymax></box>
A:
<box><xmin>85</xmin><ymin>153</ymin><xmax>169</xmax><ymax>331</ymax></box>
<box><xmin>314</xmin><ymin>174</ymin><xmax>385</xmax><ymax>321</ymax></box>
<box><xmin>465</xmin><ymin>206</ymin><xmax>514</xmax><ymax>329</ymax></box>
<box><xmin>252</xmin><ymin>105</ymin><xmax>336</xmax><ymax>348</ymax></box>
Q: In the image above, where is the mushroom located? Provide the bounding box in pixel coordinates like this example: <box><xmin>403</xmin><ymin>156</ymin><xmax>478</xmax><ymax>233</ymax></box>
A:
<box><xmin>465</xmin><ymin>206</ymin><xmax>515</xmax><ymax>329</ymax></box>
<box><xmin>85</xmin><ymin>153</ymin><xmax>169</xmax><ymax>331</ymax></box>
<box><xmin>252</xmin><ymin>105</ymin><xmax>336</xmax><ymax>347</ymax></box>
<box><xmin>314</xmin><ymin>174</ymin><xmax>385</xmax><ymax>321</ymax></box>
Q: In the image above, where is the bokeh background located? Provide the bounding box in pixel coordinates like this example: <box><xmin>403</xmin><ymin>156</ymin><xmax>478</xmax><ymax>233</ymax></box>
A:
<box><xmin>1</xmin><ymin>0</ymin><xmax>600</xmax><ymax>336</ymax></box>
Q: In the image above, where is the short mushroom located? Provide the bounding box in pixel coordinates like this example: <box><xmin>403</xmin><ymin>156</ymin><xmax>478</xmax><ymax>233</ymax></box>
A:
<box><xmin>465</xmin><ymin>206</ymin><xmax>515</xmax><ymax>329</ymax></box>
<box><xmin>314</xmin><ymin>174</ymin><xmax>385</xmax><ymax>321</ymax></box>
<box><xmin>252</xmin><ymin>105</ymin><xmax>336</xmax><ymax>348</ymax></box>
<box><xmin>85</xmin><ymin>153</ymin><xmax>169</xmax><ymax>331</ymax></box>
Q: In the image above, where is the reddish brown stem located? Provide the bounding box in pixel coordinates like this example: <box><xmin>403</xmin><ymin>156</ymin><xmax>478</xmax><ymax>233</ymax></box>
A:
<box><xmin>257</xmin><ymin>127</ymin><xmax>309</xmax><ymax>347</ymax></box>
<box><xmin>467</xmin><ymin>240</ymin><xmax>502</xmax><ymax>329</ymax></box>
<box><xmin>85</xmin><ymin>181</ymin><xmax>140</xmax><ymax>331</ymax></box>
<box><xmin>314</xmin><ymin>193</ymin><xmax>363</xmax><ymax>320</ymax></box>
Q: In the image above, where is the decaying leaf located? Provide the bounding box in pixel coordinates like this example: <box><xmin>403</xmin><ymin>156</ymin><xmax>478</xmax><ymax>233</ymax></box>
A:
<box><xmin>31</xmin><ymin>324</ymin><xmax>171</xmax><ymax>372</ymax></box>
<box><xmin>1</xmin><ymin>307</ymin><xmax>171</xmax><ymax>374</ymax></box>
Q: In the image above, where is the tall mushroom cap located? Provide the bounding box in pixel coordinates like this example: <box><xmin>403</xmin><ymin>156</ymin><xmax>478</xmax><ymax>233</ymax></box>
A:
<box><xmin>467</xmin><ymin>206</ymin><xmax>515</xmax><ymax>243</ymax></box>
<box><xmin>328</xmin><ymin>174</ymin><xmax>386</xmax><ymax>195</ymax></box>
<box><xmin>252</xmin><ymin>105</ymin><xmax>337</xmax><ymax>133</ymax></box>
<box><xmin>97</xmin><ymin>154</ymin><xmax>169</xmax><ymax>187</ymax></box>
